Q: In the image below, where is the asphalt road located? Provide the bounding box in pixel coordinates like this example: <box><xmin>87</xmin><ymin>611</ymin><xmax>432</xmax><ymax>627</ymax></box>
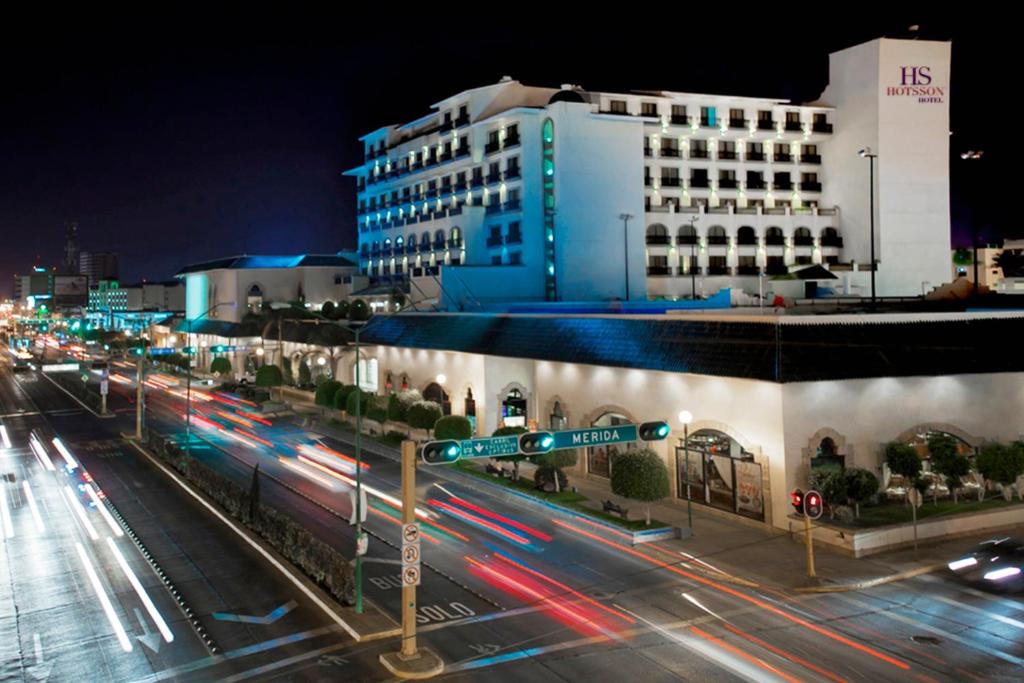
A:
<box><xmin>80</xmin><ymin>362</ymin><xmax>1024</xmax><ymax>682</ymax></box>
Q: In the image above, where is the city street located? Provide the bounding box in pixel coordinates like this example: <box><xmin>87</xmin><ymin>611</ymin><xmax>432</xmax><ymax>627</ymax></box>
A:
<box><xmin>51</xmin><ymin>360</ymin><xmax>1024</xmax><ymax>682</ymax></box>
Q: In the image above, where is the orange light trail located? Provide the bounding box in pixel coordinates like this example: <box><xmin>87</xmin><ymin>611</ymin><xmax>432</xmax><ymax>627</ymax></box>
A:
<box><xmin>428</xmin><ymin>499</ymin><xmax>531</xmax><ymax>545</ymax></box>
<box><xmin>721</xmin><ymin>622</ymin><xmax>848</xmax><ymax>683</ymax></box>
<box><xmin>551</xmin><ymin>519</ymin><xmax>910</xmax><ymax>671</ymax></box>
<box><xmin>690</xmin><ymin>626</ymin><xmax>803</xmax><ymax>683</ymax></box>
<box><xmin>312</xmin><ymin>442</ymin><xmax>369</xmax><ymax>470</ymax></box>
<box><xmin>233</xmin><ymin>428</ymin><xmax>273</xmax><ymax>448</ymax></box>
<box><xmin>216</xmin><ymin>410</ymin><xmax>255</xmax><ymax>428</ymax></box>
<box><xmin>448</xmin><ymin>496</ymin><xmax>553</xmax><ymax>542</ymax></box>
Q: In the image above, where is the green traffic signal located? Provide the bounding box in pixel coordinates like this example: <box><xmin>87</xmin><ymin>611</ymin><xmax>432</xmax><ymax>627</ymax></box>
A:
<box><xmin>519</xmin><ymin>431</ymin><xmax>555</xmax><ymax>455</ymax></box>
<box><xmin>639</xmin><ymin>421</ymin><xmax>671</xmax><ymax>441</ymax></box>
<box><xmin>421</xmin><ymin>440</ymin><xmax>462</xmax><ymax>465</ymax></box>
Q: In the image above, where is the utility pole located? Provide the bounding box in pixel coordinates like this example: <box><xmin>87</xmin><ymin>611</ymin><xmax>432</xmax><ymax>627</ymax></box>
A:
<box><xmin>135</xmin><ymin>351</ymin><xmax>145</xmax><ymax>439</ymax></box>
<box><xmin>619</xmin><ymin>213</ymin><xmax>633</xmax><ymax>301</ymax></box>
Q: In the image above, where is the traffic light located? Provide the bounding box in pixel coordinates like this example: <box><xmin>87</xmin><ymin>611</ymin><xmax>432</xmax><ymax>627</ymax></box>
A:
<box><xmin>211</xmin><ymin>344</ymin><xmax>225</xmax><ymax>353</ymax></box>
<box><xmin>639</xmin><ymin>421</ymin><xmax>671</xmax><ymax>440</ymax></box>
<box><xmin>519</xmin><ymin>431</ymin><xmax>554</xmax><ymax>455</ymax></box>
<box><xmin>804</xmin><ymin>490</ymin><xmax>824</xmax><ymax>520</ymax></box>
<box><xmin>421</xmin><ymin>440</ymin><xmax>462</xmax><ymax>465</ymax></box>
<box><xmin>131</xmin><ymin>347</ymin><xmax>143</xmax><ymax>356</ymax></box>
<box><xmin>791</xmin><ymin>488</ymin><xmax>804</xmax><ymax>514</ymax></box>
<box><xmin>182</xmin><ymin>346</ymin><xmax>197</xmax><ymax>355</ymax></box>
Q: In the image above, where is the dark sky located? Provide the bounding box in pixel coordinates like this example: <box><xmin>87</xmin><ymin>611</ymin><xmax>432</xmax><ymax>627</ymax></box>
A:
<box><xmin>0</xmin><ymin>10</ymin><xmax>1006</xmax><ymax>298</ymax></box>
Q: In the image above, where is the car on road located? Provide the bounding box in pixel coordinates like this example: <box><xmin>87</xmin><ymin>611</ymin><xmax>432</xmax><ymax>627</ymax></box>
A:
<box><xmin>948</xmin><ymin>537</ymin><xmax>1024</xmax><ymax>591</ymax></box>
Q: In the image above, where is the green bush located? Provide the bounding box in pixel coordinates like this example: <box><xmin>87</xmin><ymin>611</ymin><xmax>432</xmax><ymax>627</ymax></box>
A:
<box><xmin>885</xmin><ymin>442</ymin><xmax>922</xmax><ymax>504</ymax></box>
<box><xmin>387</xmin><ymin>394</ymin><xmax>405</xmax><ymax>422</ymax></box>
<box><xmin>335</xmin><ymin>300</ymin><xmax>350</xmax><ymax>319</ymax></box>
<box><xmin>333</xmin><ymin>384</ymin><xmax>359</xmax><ymax>410</ymax></box>
<box><xmin>348</xmin><ymin>298</ymin><xmax>371</xmax><ymax>321</ymax></box>
<box><xmin>346</xmin><ymin>388</ymin><xmax>373</xmax><ymax>417</ymax></box>
<box><xmin>314</xmin><ymin>379</ymin><xmax>342</xmax><ymax>406</ymax></box>
<box><xmin>407</xmin><ymin>400</ymin><xmax>443</xmax><ymax>430</ymax></box>
<box><xmin>255</xmin><ymin>364</ymin><xmax>283</xmax><ymax>387</ymax></box>
<box><xmin>843</xmin><ymin>467</ymin><xmax>879</xmax><ymax>517</ymax></box>
<box><xmin>383</xmin><ymin>430</ymin><xmax>408</xmax><ymax>446</ymax></box>
<box><xmin>367</xmin><ymin>397</ymin><xmax>389</xmax><ymax>424</ymax></box>
<box><xmin>532</xmin><ymin>448</ymin><xmax>578</xmax><ymax>493</ymax></box>
<box><xmin>434</xmin><ymin>415</ymin><xmax>472</xmax><ymax>440</ymax></box>
<box><xmin>809</xmin><ymin>466</ymin><xmax>847</xmax><ymax>519</ymax></box>
<box><xmin>928</xmin><ymin>434</ymin><xmax>971</xmax><ymax>503</ymax></box>
<box><xmin>320</xmin><ymin>301</ymin><xmax>336</xmax><ymax>319</ymax></box>
<box><xmin>610</xmin><ymin>448</ymin><xmax>670</xmax><ymax>525</ymax></box>
<box><xmin>492</xmin><ymin>426</ymin><xmax>528</xmax><ymax>479</ymax></box>
<box><xmin>976</xmin><ymin>442</ymin><xmax>1024</xmax><ymax>496</ymax></box>
<box><xmin>210</xmin><ymin>357</ymin><xmax>232</xmax><ymax>376</ymax></box>
<box><xmin>534</xmin><ymin>466</ymin><xmax>568</xmax><ymax>493</ymax></box>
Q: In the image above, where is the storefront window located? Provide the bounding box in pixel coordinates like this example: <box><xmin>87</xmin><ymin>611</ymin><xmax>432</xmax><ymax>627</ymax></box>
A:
<box><xmin>587</xmin><ymin>412</ymin><xmax>635</xmax><ymax>479</ymax></box>
<box><xmin>882</xmin><ymin>429</ymin><xmax>979</xmax><ymax>502</ymax></box>
<box><xmin>501</xmin><ymin>388</ymin><xmax>527</xmax><ymax>427</ymax></box>
<box><xmin>676</xmin><ymin>429</ymin><xmax>763</xmax><ymax>521</ymax></box>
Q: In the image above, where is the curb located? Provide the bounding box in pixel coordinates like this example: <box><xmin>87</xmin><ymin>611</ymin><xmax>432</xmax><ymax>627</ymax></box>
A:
<box><xmin>792</xmin><ymin>562</ymin><xmax>946</xmax><ymax>593</ymax></box>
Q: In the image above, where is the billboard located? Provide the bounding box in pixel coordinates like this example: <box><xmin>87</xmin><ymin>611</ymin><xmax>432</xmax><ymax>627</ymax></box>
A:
<box><xmin>53</xmin><ymin>275</ymin><xmax>89</xmax><ymax>307</ymax></box>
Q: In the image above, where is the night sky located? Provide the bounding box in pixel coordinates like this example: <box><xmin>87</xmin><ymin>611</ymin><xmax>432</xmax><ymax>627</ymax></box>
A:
<box><xmin>0</xmin><ymin>10</ymin><xmax>1006</xmax><ymax>298</ymax></box>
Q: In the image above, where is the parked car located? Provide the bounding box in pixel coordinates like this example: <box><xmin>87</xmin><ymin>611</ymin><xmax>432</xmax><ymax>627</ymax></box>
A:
<box><xmin>948</xmin><ymin>537</ymin><xmax>1024</xmax><ymax>591</ymax></box>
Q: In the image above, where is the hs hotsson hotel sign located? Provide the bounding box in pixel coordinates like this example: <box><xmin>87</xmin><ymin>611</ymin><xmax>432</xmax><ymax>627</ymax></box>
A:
<box><xmin>887</xmin><ymin>66</ymin><xmax>944</xmax><ymax>103</ymax></box>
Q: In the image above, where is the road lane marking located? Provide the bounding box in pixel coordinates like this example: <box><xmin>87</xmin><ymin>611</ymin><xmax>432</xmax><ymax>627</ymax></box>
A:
<box><xmin>62</xmin><ymin>486</ymin><xmax>99</xmax><ymax>540</ymax></box>
<box><xmin>213</xmin><ymin>600</ymin><xmax>298</xmax><ymax>625</ymax></box>
<box><xmin>51</xmin><ymin>437</ymin><xmax>79</xmax><ymax>470</ymax></box>
<box><xmin>0</xmin><ymin>477</ymin><xmax>14</xmax><ymax>539</ymax></box>
<box><xmin>75</xmin><ymin>541</ymin><xmax>133</xmax><ymax>652</ymax></box>
<box><xmin>916</xmin><ymin>574</ymin><xmax>1024</xmax><ymax>613</ymax></box>
<box><xmin>22</xmin><ymin>481</ymin><xmax>45</xmax><ymax>533</ymax></box>
<box><xmin>0</xmin><ymin>424</ymin><xmax>11</xmax><ymax>448</ymax></box>
<box><xmin>84</xmin><ymin>484</ymin><xmax>123</xmax><ymax>537</ymax></box>
<box><xmin>931</xmin><ymin>594</ymin><xmax>1024</xmax><ymax>630</ymax></box>
<box><xmin>106</xmin><ymin>537</ymin><xmax>174</xmax><ymax>643</ymax></box>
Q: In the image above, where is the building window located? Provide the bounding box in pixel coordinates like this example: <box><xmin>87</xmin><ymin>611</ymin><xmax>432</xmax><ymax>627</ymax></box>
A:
<box><xmin>677</xmin><ymin>429</ymin><xmax>763</xmax><ymax>520</ymax></box>
<box><xmin>509</xmin><ymin>252</ymin><xmax>522</xmax><ymax>265</ymax></box>
<box><xmin>491</xmin><ymin>255</ymin><xmax>502</xmax><ymax>265</ymax></box>
<box><xmin>501</xmin><ymin>388</ymin><xmax>527</xmax><ymax>428</ymax></box>
<box><xmin>353</xmin><ymin>357</ymin><xmax>378</xmax><ymax>392</ymax></box>
<box><xmin>246</xmin><ymin>284</ymin><xmax>263</xmax><ymax>313</ymax></box>
<box><xmin>609</xmin><ymin>99</ymin><xmax>627</xmax><ymax>114</ymax></box>
<box><xmin>700</xmin><ymin>106</ymin><xmax>716</xmax><ymax>127</ymax></box>
<box><xmin>549</xmin><ymin>401</ymin><xmax>567</xmax><ymax>431</ymax></box>
<box><xmin>641</xmin><ymin>101</ymin><xmax>658</xmax><ymax>116</ymax></box>
<box><xmin>542</xmin><ymin>118</ymin><xmax>557</xmax><ymax>300</ymax></box>
<box><xmin>424</xmin><ymin>381</ymin><xmax>451</xmax><ymax>415</ymax></box>
<box><xmin>671</xmin><ymin>104</ymin><xmax>687</xmax><ymax>123</ymax></box>
<box><xmin>587</xmin><ymin>412</ymin><xmax>635</xmax><ymax>479</ymax></box>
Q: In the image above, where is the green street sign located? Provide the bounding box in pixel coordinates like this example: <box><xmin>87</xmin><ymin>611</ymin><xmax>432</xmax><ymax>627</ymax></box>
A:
<box><xmin>552</xmin><ymin>424</ymin><xmax>638</xmax><ymax>450</ymax></box>
<box><xmin>460</xmin><ymin>435</ymin><xmax>520</xmax><ymax>459</ymax></box>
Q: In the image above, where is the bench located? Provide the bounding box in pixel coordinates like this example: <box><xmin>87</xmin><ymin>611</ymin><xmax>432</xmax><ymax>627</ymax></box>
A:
<box><xmin>602</xmin><ymin>500</ymin><xmax>629</xmax><ymax>519</ymax></box>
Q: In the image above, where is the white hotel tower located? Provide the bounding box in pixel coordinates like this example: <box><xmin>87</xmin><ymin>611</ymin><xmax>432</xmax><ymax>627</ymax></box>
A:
<box><xmin>345</xmin><ymin>36</ymin><xmax>952</xmax><ymax>306</ymax></box>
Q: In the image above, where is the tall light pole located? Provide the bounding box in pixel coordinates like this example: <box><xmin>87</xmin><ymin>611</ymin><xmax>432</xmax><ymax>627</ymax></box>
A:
<box><xmin>185</xmin><ymin>302</ymin><xmax>235</xmax><ymax>459</ymax></box>
<box><xmin>619</xmin><ymin>213</ymin><xmax>633</xmax><ymax>301</ymax></box>
<box><xmin>687</xmin><ymin>215</ymin><xmax>699</xmax><ymax>299</ymax></box>
<box><xmin>678</xmin><ymin>410</ymin><xmax>694</xmax><ymax>535</ymax></box>
<box><xmin>961</xmin><ymin>150</ymin><xmax>985</xmax><ymax>299</ymax></box>
<box><xmin>858</xmin><ymin>148</ymin><xmax>878</xmax><ymax>306</ymax></box>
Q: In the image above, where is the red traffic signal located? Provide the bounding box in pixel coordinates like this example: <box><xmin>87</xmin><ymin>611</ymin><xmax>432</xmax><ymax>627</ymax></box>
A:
<box><xmin>804</xmin><ymin>490</ymin><xmax>824</xmax><ymax>519</ymax></box>
<box><xmin>791</xmin><ymin>488</ymin><xmax>804</xmax><ymax>514</ymax></box>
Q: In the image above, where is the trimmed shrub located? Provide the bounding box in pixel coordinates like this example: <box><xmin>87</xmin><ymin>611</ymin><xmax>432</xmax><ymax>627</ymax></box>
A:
<box><xmin>367</xmin><ymin>397</ymin><xmax>389</xmax><ymax>424</ymax></box>
<box><xmin>387</xmin><ymin>393</ymin><xmax>406</xmax><ymax>422</ymax></box>
<box><xmin>885</xmin><ymin>441</ymin><xmax>921</xmax><ymax>503</ymax></box>
<box><xmin>434</xmin><ymin>415</ymin><xmax>472</xmax><ymax>440</ymax></box>
<box><xmin>255</xmin><ymin>364</ymin><xmax>283</xmax><ymax>387</ymax></box>
<box><xmin>532</xmin><ymin>448</ymin><xmax>578</xmax><ymax>493</ymax></box>
<box><xmin>210</xmin><ymin>357</ymin><xmax>232</xmax><ymax>376</ymax></box>
<box><xmin>492</xmin><ymin>426</ymin><xmax>528</xmax><ymax>480</ymax></box>
<box><xmin>348</xmin><ymin>298</ymin><xmax>371</xmax><ymax>321</ymax></box>
<box><xmin>320</xmin><ymin>301</ymin><xmax>336</xmax><ymax>319</ymax></box>
<box><xmin>346</xmin><ymin>388</ymin><xmax>373</xmax><ymax>417</ymax></box>
<box><xmin>928</xmin><ymin>434</ymin><xmax>971</xmax><ymax>503</ymax></box>
<box><xmin>843</xmin><ymin>467</ymin><xmax>879</xmax><ymax>517</ymax></box>
<box><xmin>534</xmin><ymin>466</ymin><xmax>568</xmax><ymax>493</ymax></box>
<box><xmin>333</xmin><ymin>384</ymin><xmax>359</xmax><ymax>410</ymax></box>
<box><xmin>314</xmin><ymin>380</ymin><xmax>342</xmax><ymax>406</ymax></box>
<box><xmin>407</xmin><ymin>400</ymin><xmax>443</xmax><ymax>431</ymax></box>
<box><xmin>809</xmin><ymin>466</ymin><xmax>847</xmax><ymax>519</ymax></box>
<box><xmin>335</xmin><ymin>300</ymin><xmax>350</xmax><ymax>319</ymax></box>
<box><xmin>976</xmin><ymin>442</ymin><xmax>1024</xmax><ymax>499</ymax></box>
<box><xmin>610</xmin><ymin>448</ymin><xmax>670</xmax><ymax>525</ymax></box>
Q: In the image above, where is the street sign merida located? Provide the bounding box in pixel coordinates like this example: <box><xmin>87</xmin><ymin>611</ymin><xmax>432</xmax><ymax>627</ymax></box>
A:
<box><xmin>459</xmin><ymin>435</ymin><xmax>520</xmax><ymax>459</ymax></box>
<box><xmin>552</xmin><ymin>424</ymin><xmax>638</xmax><ymax>450</ymax></box>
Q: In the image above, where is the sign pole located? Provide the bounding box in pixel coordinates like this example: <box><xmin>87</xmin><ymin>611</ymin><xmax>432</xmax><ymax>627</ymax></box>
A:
<box><xmin>804</xmin><ymin>511</ymin><xmax>816</xmax><ymax>578</ymax></box>
<box><xmin>400</xmin><ymin>439</ymin><xmax>417</xmax><ymax>659</ymax></box>
<box><xmin>135</xmin><ymin>352</ymin><xmax>145</xmax><ymax>439</ymax></box>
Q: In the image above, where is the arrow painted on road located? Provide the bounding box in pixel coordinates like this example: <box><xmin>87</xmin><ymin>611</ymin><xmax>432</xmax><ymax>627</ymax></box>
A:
<box><xmin>27</xmin><ymin>633</ymin><xmax>52</xmax><ymax>682</ymax></box>
<box><xmin>135</xmin><ymin>608</ymin><xmax>161</xmax><ymax>653</ymax></box>
<box><xmin>212</xmin><ymin>600</ymin><xmax>297</xmax><ymax>625</ymax></box>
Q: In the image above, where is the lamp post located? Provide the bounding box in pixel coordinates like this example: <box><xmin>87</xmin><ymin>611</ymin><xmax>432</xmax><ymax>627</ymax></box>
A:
<box><xmin>619</xmin><ymin>213</ymin><xmax>633</xmax><ymax>301</ymax></box>
<box><xmin>961</xmin><ymin>150</ymin><xmax>985</xmax><ymax>299</ymax></box>
<box><xmin>687</xmin><ymin>215</ymin><xmax>700</xmax><ymax>299</ymax></box>
<box><xmin>185</xmin><ymin>302</ymin><xmax>235</xmax><ymax>460</ymax></box>
<box><xmin>858</xmin><ymin>148</ymin><xmax>878</xmax><ymax>306</ymax></box>
<box><xmin>678</xmin><ymin>410</ymin><xmax>694</xmax><ymax>534</ymax></box>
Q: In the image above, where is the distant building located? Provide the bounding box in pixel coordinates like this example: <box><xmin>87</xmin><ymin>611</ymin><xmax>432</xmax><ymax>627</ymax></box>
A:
<box><xmin>346</xmin><ymin>36</ymin><xmax>952</xmax><ymax>308</ymax></box>
<box><xmin>951</xmin><ymin>246</ymin><xmax>1002</xmax><ymax>290</ymax></box>
<box><xmin>79</xmin><ymin>251</ymin><xmax>120</xmax><ymax>284</ymax></box>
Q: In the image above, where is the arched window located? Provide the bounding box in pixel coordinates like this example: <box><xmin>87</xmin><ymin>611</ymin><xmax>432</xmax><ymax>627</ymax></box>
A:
<box><xmin>737</xmin><ymin>226</ymin><xmax>757</xmax><ymax>245</ymax></box>
<box><xmin>646</xmin><ymin>224</ymin><xmax>669</xmax><ymax>245</ymax></box>
<box><xmin>501</xmin><ymin>388</ymin><xmax>527</xmax><ymax>428</ymax></box>
<box><xmin>246</xmin><ymin>284</ymin><xmax>263</xmax><ymax>312</ymax></box>
<box><xmin>420</xmin><ymin>231</ymin><xmax>431</xmax><ymax>248</ymax></box>
<box><xmin>821</xmin><ymin>227</ymin><xmax>840</xmax><ymax>247</ymax></box>
<box><xmin>677</xmin><ymin>223</ymin><xmax>698</xmax><ymax>245</ymax></box>
<box><xmin>464</xmin><ymin>388</ymin><xmax>476</xmax><ymax>432</ymax></box>
<box><xmin>794</xmin><ymin>227</ymin><xmax>813</xmax><ymax>246</ymax></box>
<box><xmin>434</xmin><ymin>229</ymin><xmax>446</xmax><ymax>249</ymax></box>
<box><xmin>811</xmin><ymin>437</ymin><xmax>844</xmax><ymax>470</ymax></box>
<box><xmin>678</xmin><ymin>428</ymin><xmax>763</xmax><ymax>520</ymax></box>
<box><xmin>423</xmin><ymin>382</ymin><xmax>450</xmax><ymax>415</ymax></box>
<box><xmin>352</xmin><ymin>357</ymin><xmax>378</xmax><ymax>392</ymax></box>
<box><xmin>587</xmin><ymin>412</ymin><xmax>634</xmax><ymax>479</ymax></box>
<box><xmin>407</xmin><ymin>234</ymin><xmax>418</xmax><ymax>253</ymax></box>
<box><xmin>707</xmin><ymin>225</ymin><xmax>727</xmax><ymax>245</ymax></box>
<box><xmin>549</xmin><ymin>401</ymin><xmax>567</xmax><ymax>431</ymax></box>
<box><xmin>395</xmin><ymin>236</ymin><xmax>404</xmax><ymax>250</ymax></box>
<box><xmin>765</xmin><ymin>226</ymin><xmax>784</xmax><ymax>245</ymax></box>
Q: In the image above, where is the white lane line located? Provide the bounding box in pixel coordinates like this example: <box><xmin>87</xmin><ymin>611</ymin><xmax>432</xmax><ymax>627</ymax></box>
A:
<box><xmin>74</xmin><ymin>542</ymin><xmax>133</xmax><ymax>652</ymax></box>
<box><xmin>62</xmin><ymin>486</ymin><xmax>99</xmax><ymax>541</ymax></box>
<box><xmin>0</xmin><ymin>424</ymin><xmax>11</xmax><ymax>449</ymax></box>
<box><xmin>51</xmin><ymin>438</ymin><xmax>79</xmax><ymax>470</ymax></box>
<box><xmin>28</xmin><ymin>437</ymin><xmax>56</xmax><ymax>472</ymax></box>
<box><xmin>22</xmin><ymin>481</ymin><xmax>45</xmax><ymax>533</ymax></box>
<box><xmin>917</xmin><ymin>574</ymin><xmax>1024</xmax><ymax>613</ymax></box>
<box><xmin>106</xmin><ymin>537</ymin><xmax>173</xmax><ymax>643</ymax></box>
<box><xmin>83</xmin><ymin>485</ymin><xmax>123</xmax><ymax>537</ymax></box>
<box><xmin>0</xmin><ymin>479</ymin><xmax>14</xmax><ymax>539</ymax></box>
<box><xmin>931</xmin><ymin>594</ymin><xmax>1024</xmax><ymax>630</ymax></box>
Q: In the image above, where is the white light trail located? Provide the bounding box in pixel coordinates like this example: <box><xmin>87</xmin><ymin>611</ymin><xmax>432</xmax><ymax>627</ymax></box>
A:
<box><xmin>0</xmin><ymin>480</ymin><xmax>14</xmax><ymax>539</ymax></box>
<box><xmin>74</xmin><ymin>542</ymin><xmax>133</xmax><ymax>652</ymax></box>
<box><xmin>51</xmin><ymin>438</ymin><xmax>79</xmax><ymax>470</ymax></box>
<box><xmin>0</xmin><ymin>425</ymin><xmax>11</xmax><ymax>449</ymax></box>
<box><xmin>83</xmin><ymin>485</ymin><xmax>122</xmax><ymax>537</ymax></box>
<box><xmin>277</xmin><ymin>457</ymin><xmax>339</xmax><ymax>489</ymax></box>
<box><xmin>105</xmin><ymin>538</ymin><xmax>173</xmax><ymax>643</ymax></box>
<box><xmin>62</xmin><ymin>486</ymin><xmax>99</xmax><ymax>541</ymax></box>
<box><xmin>222</xmin><ymin>430</ymin><xmax>257</xmax><ymax>449</ymax></box>
<box><xmin>29</xmin><ymin>437</ymin><xmax>56</xmax><ymax>472</ymax></box>
<box><xmin>22</xmin><ymin>481</ymin><xmax>45</xmax><ymax>534</ymax></box>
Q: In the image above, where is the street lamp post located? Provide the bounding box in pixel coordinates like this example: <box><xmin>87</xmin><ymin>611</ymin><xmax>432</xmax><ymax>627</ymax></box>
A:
<box><xmin>858</xmin><ymin>148</ymin><xmax>878</xmax><ymax>306</ymax></box>
<box><xmin>619</xmin><ymin>213</ymin><xmax>633</xmax><ymax>301</ymax></box>
<box><xmin>185</xmin><ymin>302</ymin><xmax>235</xmax><ymax>460</ymax></box>
<box><xmin>678</xmin><ymin>410</ymin><xmax>694</xmax><ymax>535</ymax></box>
<box><xmin>688</xmin><ymin>215</ymin><xmax>699</xmax><ymax>299</ymax></box>
<box><xmin>961</xmin><ymin>150</ymin><xmax>985</xmax><ymax>299</ymax></box>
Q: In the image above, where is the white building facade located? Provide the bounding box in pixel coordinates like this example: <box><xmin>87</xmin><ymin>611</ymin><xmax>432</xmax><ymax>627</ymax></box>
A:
<box><xmin>346</xmin><ymin>37</ymin><xmax>952</xmax><ymax>307</ymax></box>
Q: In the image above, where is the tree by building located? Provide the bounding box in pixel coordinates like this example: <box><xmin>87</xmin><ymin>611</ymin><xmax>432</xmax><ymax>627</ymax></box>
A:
<box><xmin>255</xmin><ymin>364</ymin><xmax>283</xmax><ymax>388</ymax></box>
<box><xmin>610</xmin><ymin>448</ymin><xmax>670</xmax><ymax>525</ymax></box>
<box><xmin>843</xmin><ymin>467</ymin><xmax>879</xmax><ymax>518</ymax></box>
<box><xmin>407</xmin><ymin>401</ymin><xmax>443</xmax><ymax>434</ymax></box>
<box><xmin>210</xmin><ymin>357</ymin><xmax>232</xmax><ymax>376</ymax></box>
<box><xmin>928</xmin><ymin>433</ymin><xmax>970</xmax><ymax>504</ymax></box>
<box><xmin>314</xmin><ymin>379</ymin><xmax>342</xmax><ymax>406</ymax></box>
<box><xmin>492</xmin><ymin>426</ymin><xmax>528</xmax><ymax>480</ymax></box>
<box><xmin>433</xmin><ymin>415</ymin><xmax>472</xmax><ymax>440</ymax></box>
<box><xmin>533</xmin><ymin>448</ymin><xmax>578</xmax><ymax>493</ymax></box>
<box><xmin>976</xmin><ymin>442</ymin><xmax>1024</xmax><ymax>500</ymax></box>
<box><xmin>885</xmin><ymin>441</ymin><xmax>922</xmax><ymax>505</ymax></box>
<box><xmin>320</xmin><ymin>301</ymin><xmax>336</xmax><ymax>319</ymax></box>
<box><xmin>349</xmin><ymin>299</ymin><xmax>371</xmax><ymax>321</ymax></box>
